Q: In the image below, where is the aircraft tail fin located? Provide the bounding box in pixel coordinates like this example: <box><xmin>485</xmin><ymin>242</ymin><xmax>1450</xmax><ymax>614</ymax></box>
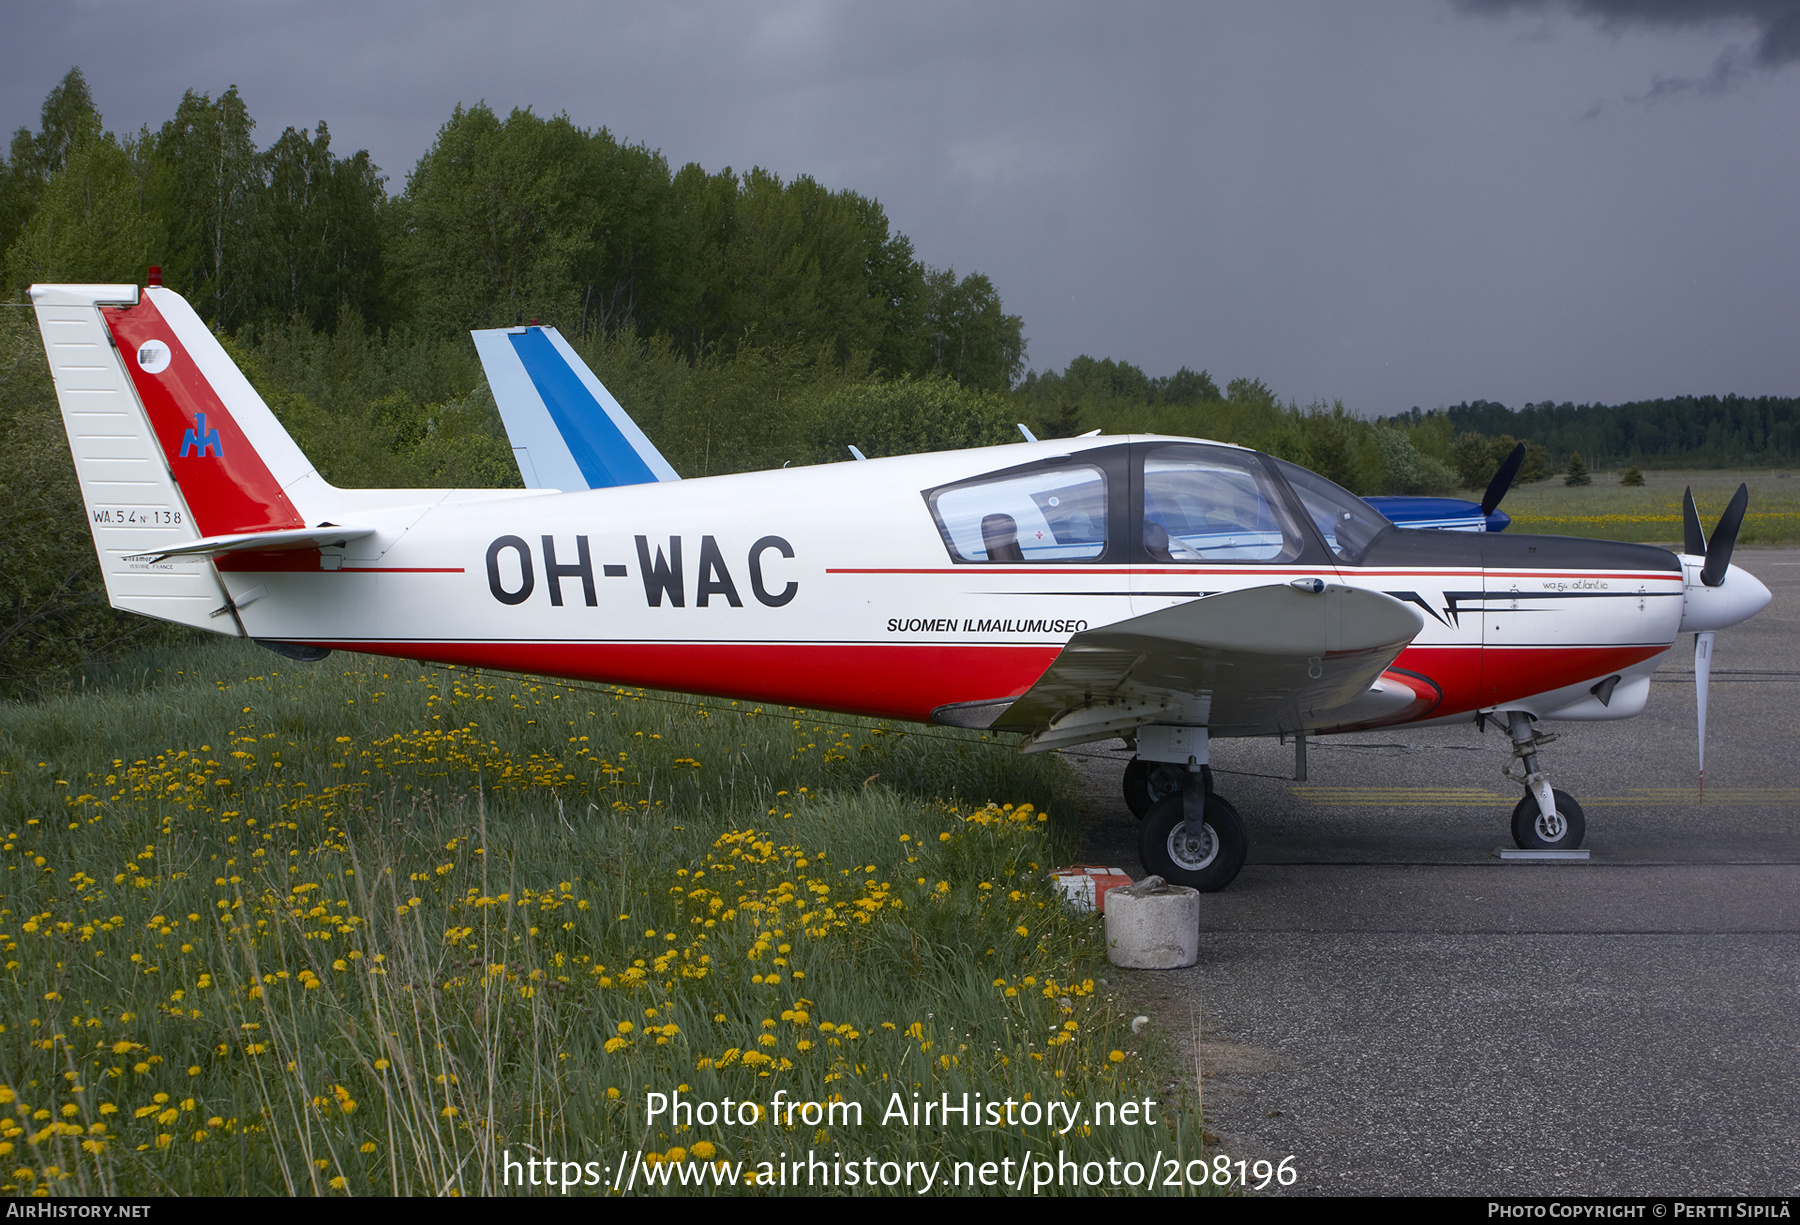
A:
<box><xmin>472</xmin><ymin>324</ymin><xmax>679</xmax><ymax>491</ymax></box>
<box><xmin>29</xmin><ymin>282</ymin><xmax>342</xmax><ymax>631</ymax></box>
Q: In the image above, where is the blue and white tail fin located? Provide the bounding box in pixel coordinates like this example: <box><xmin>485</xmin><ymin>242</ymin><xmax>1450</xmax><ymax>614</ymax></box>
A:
<box><xmin>471</xmin><ymin>325</ymin><xmax>679</xmax><ymax>491</ymax></box>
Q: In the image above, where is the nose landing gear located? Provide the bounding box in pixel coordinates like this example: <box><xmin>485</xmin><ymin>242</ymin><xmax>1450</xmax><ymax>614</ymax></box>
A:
<box><xmin>1502</xmin><ymin>711</ymin><xmax>1586</xmax><ymax>850</ymax></box>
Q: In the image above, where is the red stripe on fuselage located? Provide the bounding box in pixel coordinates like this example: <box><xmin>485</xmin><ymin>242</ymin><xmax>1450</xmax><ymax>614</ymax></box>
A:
<box><xmin>215</xmin><ymin>560</ymin><xmax>468</xmax><ymax>573</ymax></box>
<box><xmin>1480</xmin><ymin>643</ymin><xmax>1667</xmax><ymax>708</ymax></box>
<box><xmin>282</xmin><ymin>639</ymin><xmax>1671</xmax><ymax>728</ymax></box>
<box><xmin>102</xmin><ymin>300</ymin><xmax>302</xmax><ymax>537</ymax></box>
<box><xmin>216</xmin><ymin>550</ymin><xmax>322</xmax><ymax>572</ymax></box>
<box><xmin>1391</xmin><ymin>646</ymin><xmax>1482</xmax><ymax>714</ymax></box>
<box><xmin>1314</xmin><ymin>665</ymin><xmax>1445</xmax><ymax>733</ymax></box>
<box><xmin>304</xmin><ymin>641</ymin><xmax>1065</xmax><ymax>723</ymax></box>
<box><xmin>1391</xmin><ymin>643</ymin><xmax>1668</xmax><ymax>713</ymax></box>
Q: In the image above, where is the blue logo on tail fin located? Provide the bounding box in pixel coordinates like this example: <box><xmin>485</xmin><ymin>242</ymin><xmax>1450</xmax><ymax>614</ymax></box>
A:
<box><xmin>179</xmin><ymin>412</ymin><xmax>223</xmax><ymax>458</ymax></box>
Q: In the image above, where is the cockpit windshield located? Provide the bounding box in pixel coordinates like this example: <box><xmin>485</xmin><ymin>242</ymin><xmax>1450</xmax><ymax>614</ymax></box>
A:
<box><xmin>1268</xmin><ymin>457</ymin><xmax>1392</xmax><ymax>565</ymax></box>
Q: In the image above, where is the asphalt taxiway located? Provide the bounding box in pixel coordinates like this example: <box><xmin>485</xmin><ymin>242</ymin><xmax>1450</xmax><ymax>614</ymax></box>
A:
<box><xmin>1072</xmin><ymin>547</ymin><xmax>1800</xmax><ymax>1197</ymax></box>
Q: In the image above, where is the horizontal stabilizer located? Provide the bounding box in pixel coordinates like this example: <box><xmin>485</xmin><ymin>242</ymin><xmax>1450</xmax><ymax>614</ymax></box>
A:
<box><xmin>995</xmin><ymin>583</ymin><xmax>1423</xmax><ymax>750</ymax></box>
<box><xmin>126</xmin><ymin>526</ymin><xmax>375</xmax><ymax>564</ymax></box>
<box><xmin>472</xmin><ymin>325</ymin><xmax>679</xmax><ymax>491</ymax></box>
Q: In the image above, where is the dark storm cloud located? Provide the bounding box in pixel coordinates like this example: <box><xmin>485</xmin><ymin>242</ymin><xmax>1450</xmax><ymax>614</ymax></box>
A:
<box><xmin>1460</xmin><ymin>0</ymin><xmax>1800</xmax><ymax>65</ymax></box>
<box><xmin>1459</xmin><ymin>0</ymin><xmax>1800</xmax><ymax>97</ymax></box>
<box><xmin>3</xmin><ymin>2</ymin><xmax>1797</xmax><ymax>413</ymax></box>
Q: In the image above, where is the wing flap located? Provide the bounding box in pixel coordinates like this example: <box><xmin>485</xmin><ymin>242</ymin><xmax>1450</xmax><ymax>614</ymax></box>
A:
<box><xmin>995</xmin><ymin>583</ymin><xmax>1424</xmax><ymax>750</ymax></box>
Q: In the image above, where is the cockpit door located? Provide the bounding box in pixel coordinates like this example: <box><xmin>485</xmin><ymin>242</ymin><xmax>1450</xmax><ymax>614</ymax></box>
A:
<box><xmin>1128</xmin><ymin>442</ymin><xmax>1319</xmax><ymax>618</ymax></box>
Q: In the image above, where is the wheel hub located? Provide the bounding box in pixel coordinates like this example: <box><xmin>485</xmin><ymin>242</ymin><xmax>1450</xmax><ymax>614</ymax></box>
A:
<box><xmin>1535</xmin><ymin>807</ymin><xmax>1567</xmax><ymax>841</ymax></box>
<box><xmin>1167</xmin><ymin>819</ymin><xmax>1218</xmax><ymax>871</ymax></box>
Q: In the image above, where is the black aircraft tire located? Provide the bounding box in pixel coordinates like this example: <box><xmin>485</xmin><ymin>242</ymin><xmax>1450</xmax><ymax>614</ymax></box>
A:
<box><xmin>1123</xmin><ymin>757</ymin><xmax>1187</xmax><ymax>819</ymax></box>
<box><xmin>1511</xmin><ymin>788</ymin><xmax>1587</xmax><ymax>850</ymax></box>
<box><xmin>1138</xmin><ymin>792</ymin><xmax>1247</xmax><ymax>892</ymax></box>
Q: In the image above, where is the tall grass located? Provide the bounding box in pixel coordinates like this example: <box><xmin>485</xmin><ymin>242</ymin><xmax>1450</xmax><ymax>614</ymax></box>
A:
<box><xmin>0</xmin><ymin>640</ymin><xmax>1209</xmax><ymax>1196</ymax></box>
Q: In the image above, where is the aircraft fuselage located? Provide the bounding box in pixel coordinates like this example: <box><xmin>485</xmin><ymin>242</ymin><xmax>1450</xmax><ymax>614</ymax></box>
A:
<box><xmin>211</xmin><ymin>438</ymin><xmax>1685</xmax><ymax>734</ymax></box>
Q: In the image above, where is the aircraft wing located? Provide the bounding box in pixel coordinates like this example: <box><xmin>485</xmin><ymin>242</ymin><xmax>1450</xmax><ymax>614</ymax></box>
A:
<box><xmin>471</xmin><ymin>325</ymin><xmax>680</xmax><ymax>491</ymax></box>
<box><xmin>986</xmin><ymin>582</ymin><xmax>1424</xmax><ymax>751</ymax></box>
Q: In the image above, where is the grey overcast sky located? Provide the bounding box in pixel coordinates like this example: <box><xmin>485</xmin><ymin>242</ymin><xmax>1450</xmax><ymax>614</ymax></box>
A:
<box><xmin>4</xmin><ymin>1</ymin><xmax>1797</xmax><ymax>415</ymax></box>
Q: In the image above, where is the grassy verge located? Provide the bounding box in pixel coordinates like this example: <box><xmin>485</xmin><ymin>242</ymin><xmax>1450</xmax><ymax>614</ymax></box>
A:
<box><xmin>0</xmin><ymin>639</ymin><xmax>1211</xmax><ymax>1196</ymax></box>
<box><xmin>1502</xmin><ymin>468</ymin><xmax>1800</xmax><ymax>546</ymax></box>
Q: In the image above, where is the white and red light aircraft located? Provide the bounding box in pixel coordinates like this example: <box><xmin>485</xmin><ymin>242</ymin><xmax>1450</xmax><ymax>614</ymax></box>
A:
<box><xmin>31</xmin><ymin>281</ymin><xmax>1772</xmax><ymax>891</ymax></box>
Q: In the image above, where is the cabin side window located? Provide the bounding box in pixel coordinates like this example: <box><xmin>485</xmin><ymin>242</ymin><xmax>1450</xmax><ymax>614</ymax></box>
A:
<box><xmin>1140</xmin><ymin>445</ymin><xmax>1304</xmax><ymax>563</ymax></box>
<box><xmin>927</xmin><ymin>465</ymin><xmax>1109</xmax><ymax>563</ymax></box>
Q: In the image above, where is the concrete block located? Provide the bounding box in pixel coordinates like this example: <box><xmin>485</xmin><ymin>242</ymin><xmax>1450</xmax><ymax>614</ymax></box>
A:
<box><xmin>1104</xmin><ymin>875</ymin><xmax>1200</xmax><ymax>969</ymax></box>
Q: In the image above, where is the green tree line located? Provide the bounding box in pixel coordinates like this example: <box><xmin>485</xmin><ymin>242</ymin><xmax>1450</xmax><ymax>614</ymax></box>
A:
<box><xmin>1388</xmin><ymin>397</ymin><xmax>1800</xmax><ymax>470</ymax></box>
<box><xmin>0</xmin><ymin>70</ymin><xmax>1038</xmax><ymax>689</ymax></box>
<box><xmin>0</xmin><ymin>69</ymin><xmax>1782</xmax><ymax>692</ymax></box>
<box><xmin>1009</xmin><ymin>355</ymin><xmax>1550</xmax><ymax>499</ymax></box>
<box><xmin>1</xmin><ymin>69</ymin><xmax>1025</xmax><ymax>389</ymax></box>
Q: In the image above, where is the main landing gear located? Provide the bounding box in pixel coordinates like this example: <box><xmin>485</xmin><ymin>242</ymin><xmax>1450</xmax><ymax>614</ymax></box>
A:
<box><xmin>1137</xmin><ymin>768</ymin><xmax>1248</xmax><ymax>893</ymax></box>
<box><xmin>1128</xmin><ymin>727</ymin><xmax>1248</xmax><ymax>892</ymax></box>
<box><xmin>1122</xmin><ymin>756</ymin><xmax>1185</xmax><ymax>818</ymax></box>
<box><xmin>1502</xmin><ymin>711</ymin><xmax>1586</xmax><ymax>851</ymax></box>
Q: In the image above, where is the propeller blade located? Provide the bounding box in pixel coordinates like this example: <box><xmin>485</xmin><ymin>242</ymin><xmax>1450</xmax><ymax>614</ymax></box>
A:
<box><xmin>1700</xmin><ymin>483</ymin><xmax>1750</xmax><ymax>588</ymax></box>
<box><xmin>1480</xmin><ymin>443</ymin><xmax>1527</xmax><ymax>517</ymax></box>
<box><xmin>1694</xmin><ymin>630</ymin><xmax>1713</xmax><ymax>803</ymax></box>
<box><xmin>1682</xmin><ymin>487</ymin><xmax>1708</xmax><ymax>556</ymax></box>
